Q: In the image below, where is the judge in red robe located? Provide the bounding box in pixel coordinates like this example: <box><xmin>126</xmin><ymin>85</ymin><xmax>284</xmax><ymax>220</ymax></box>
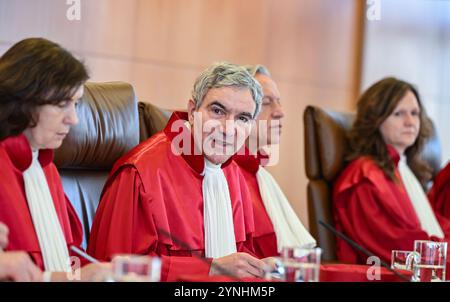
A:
<box><xmin>0</xmin><ymin>135</ymin><xmax>83</xmax><ymax>270</ymax></box>
<box><xmin>233</xmin><ymin>65</ymin><xmax>316</xmax><ymax>258</ymax></box>
<box><xmin>0</xmin><ymin>38</ymin><xmax>110</xmax><ymax>281</ymax></box>
<box><xmin>88</xmin><ymin>63</ymin><xmax>271</xmax><ymax>281</ymax></box>
<box><xmin>333</xmin><ymin>77</ymin><xmax>450</xmax><ymax>265</ymax></box>
<box><xmin>429</xmin><ymin>162</ymin><xmax>450</xmax><ymax>219</ymax></box>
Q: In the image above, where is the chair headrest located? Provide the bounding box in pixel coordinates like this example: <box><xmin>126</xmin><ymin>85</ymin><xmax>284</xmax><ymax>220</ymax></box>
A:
<box><xmin>304</xmin><ymin>105</ymin><xmax>354</xmax><ymax>182</ymax></box>
<box><xmin>421</xmin><ymin>121</ymin><xmax>442</xmax><ymax>177</ymax></box>
<box><xmin>54</xmin><ymin>82</ymin><xmax>139</xmax><ymax>170</ymax></box>
<box><xmin>138</xmin><ymin>102</ymin><xmax>172</xmax><ymax>142</ymax></box>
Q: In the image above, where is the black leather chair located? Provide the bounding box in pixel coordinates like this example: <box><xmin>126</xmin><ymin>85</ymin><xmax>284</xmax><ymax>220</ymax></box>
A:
<box><xmin>54</xmin><ymin>81</ymin><xmax>174</xmax><ymax>248</ymax></box>
<box><xmin>138</xmin><ymin>102</ymin><xmax>171</xmax><ymax>142</ymax></box>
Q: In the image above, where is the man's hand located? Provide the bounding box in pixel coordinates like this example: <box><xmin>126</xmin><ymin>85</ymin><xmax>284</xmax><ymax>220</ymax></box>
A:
<box><xmin>49</xmin><ymin>262</ymin><xmax>113</xmax><ymax>282</ymax></box>
<box><xmin>209</xmin><ymin>252</ymin><xmax>267</xmax><ymax>278</ymax></box>
<box><xmin>0</xmin><ymin>251</ymin><xmax>43</xmax><ymax>282</ymax></box>
<box><xmin>79</xmin><ymin>262</ymin><xmax>113</xmax><ymax>281</ymax></box>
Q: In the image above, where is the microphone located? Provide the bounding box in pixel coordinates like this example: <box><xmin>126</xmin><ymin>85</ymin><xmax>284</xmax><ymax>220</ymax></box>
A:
<box><xmin>318</xmin><ymin>220</ymin><xmax>411</xmax><ymax>282</ymax></box>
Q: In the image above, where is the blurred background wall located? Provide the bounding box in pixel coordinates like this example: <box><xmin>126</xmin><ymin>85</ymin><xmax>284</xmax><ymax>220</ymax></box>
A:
<box><xmin>1</xmin><ymin>0</ymin><xmax>448</xmax><ymax>228</ymax></box>
<box><xmin>361</xmin><ymin>0</ymin><xmax>450</xmax><ymax>168</ymax></box>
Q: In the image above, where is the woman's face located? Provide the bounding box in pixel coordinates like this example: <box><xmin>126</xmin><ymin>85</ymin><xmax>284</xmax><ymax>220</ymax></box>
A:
<box><xmin>379</xmin><ymin>90</ymin><xmax>421</xmax><ymax>155</ymax></box>
<box><xmin>24</xmin><ymin>86</ymin><xmax>84</xmax><ymax>150</ymax></box>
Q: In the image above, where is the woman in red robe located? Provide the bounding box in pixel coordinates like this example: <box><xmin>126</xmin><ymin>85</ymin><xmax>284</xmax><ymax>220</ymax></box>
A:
<box><xmin>0</xmin><ymin>38</ymin><xmax>110</xmax><ymax>281</ymax></box>
<box><xmin>429</xmin><ymin>162</ymin><xmax>450</xmax><ymax>219</ymax></box>
<box><xmin>333</xmin><ymin>77</ymin><xmax>450</xmax><ymax>265</ymax></box>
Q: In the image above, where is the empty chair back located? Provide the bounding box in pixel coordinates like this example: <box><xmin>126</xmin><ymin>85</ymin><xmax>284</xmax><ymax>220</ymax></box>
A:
<box><xmin>54</xmin><ymin>82</ymin><xmax>139</xmax><ymax>248</ymax></box>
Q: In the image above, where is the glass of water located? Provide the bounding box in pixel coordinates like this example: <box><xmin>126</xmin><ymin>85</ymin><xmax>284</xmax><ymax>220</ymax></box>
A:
<box><xmin>391</xmin><ymin>250</ymin><xmax>419</xmax><ymax>271</ymax></box>
<box><xmin>112</xmin><ymin>254</ymin><xmax>161</xmax><ymax>282</ymax></box>
<box><xmin>276</xmin><ymin>247</ymin><xmax>322</xmax><ymax>282</ymax></box>
<box><xmin>412</xmin><ymin>240</ymin><xmax>447</xmax><ymax>282</ymax></box>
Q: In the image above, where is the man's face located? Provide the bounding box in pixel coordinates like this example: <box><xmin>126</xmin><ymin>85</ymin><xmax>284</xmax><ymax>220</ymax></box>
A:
<box><xmin>188</xmin><ymin>86</ymin><xmax>256</xmax><ymax>165</ymax></box>
<box><xmin>250</xmin><ymin>74</ymin><xmax>284</xmax><ymax>149</ymax></box>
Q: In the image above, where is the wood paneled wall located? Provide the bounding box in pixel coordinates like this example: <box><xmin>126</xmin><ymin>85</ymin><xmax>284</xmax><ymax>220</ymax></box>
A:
<box><xmin>0</xmin><ymin>0</ymin><xmax>364</xmax><ymax>227</ymax></box>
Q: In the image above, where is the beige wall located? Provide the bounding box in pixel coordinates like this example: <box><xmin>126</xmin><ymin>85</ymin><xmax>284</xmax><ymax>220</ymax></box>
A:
<box><xmin>0</xmin><ymin>0</ymin><xmax>363</xmax><ymax>227</ymax></box>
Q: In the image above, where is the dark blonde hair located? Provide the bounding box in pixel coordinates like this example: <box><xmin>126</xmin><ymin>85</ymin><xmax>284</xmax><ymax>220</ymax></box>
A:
<box><xmin>347</xmin><ymin>77</ymin><xmax>433</xmax><ymax>186</ymax></box>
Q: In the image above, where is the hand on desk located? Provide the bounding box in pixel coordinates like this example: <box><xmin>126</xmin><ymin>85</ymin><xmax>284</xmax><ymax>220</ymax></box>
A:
<box><xmin>48</xmin><ymin>262</ymin><xmax>113</xmax><ymax>282</ymax></box>
<box><xmin>0</xmin><ymin>251</ymin><xmax>43</xmax><ymax>282</ymax></box>
<box><xmin>209</xmin><ymin>252</ymin><xmax>269</xmax><ymax>278</ymax></box>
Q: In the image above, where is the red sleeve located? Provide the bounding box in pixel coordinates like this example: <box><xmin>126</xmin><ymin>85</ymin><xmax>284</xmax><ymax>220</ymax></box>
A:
<box><xmin>65</xmin><ymin>194</ymin><xmax>88</xmax><ymax>266</ymax></box>
<box><xmin>88</xmin><ymin>167</ymin><xmax>151</xmax><ymax>261</ymax></box>
<box><xmin>162</xmin><ymin>256</ymin><xmax>213</xmax><ymax>281</ymax></box>
<box><xmin>233</xmin><ymin>166</ymin><xmax>257</xmax><ymax>256</ymax></box>
<box><xmin>87</xmin><ymin>166</ymin><xmax>213</xmax><ymax>281</ymax></box>
<box><xmin>435</xmin><ymin>212</ymin><xmax>450</xmax><ymax>237</ymax></box>
<box><xmin>237</xmin><ymin>235</ymin><xmax>258</xmax><ymax>258</ymax></box>
<box><xmin>251</xmin><ymin>233</ymin><xmax>279</xmax><ymax>258</ymax></box>
<box><xmin>336</xmin><ymin>179</ymin><xmax>430</xmax><ymax>263</ymax></box>
<box><xmin>87</xmin><ymin>166</ymin><xmax>156</xmax><ymax>259</ymax></box>
<box><xmin>64</xmin><ymin>194</ymin><xmax>83</xmax><ymax>247</ymax></box>
<box><xmin>429</xmin><ymin>164</ymin><xmax>450</xmax><ymax>219</ymax></box>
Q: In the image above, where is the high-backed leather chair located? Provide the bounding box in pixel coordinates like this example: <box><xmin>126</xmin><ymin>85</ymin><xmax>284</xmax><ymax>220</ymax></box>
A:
<box><xmin>138</xmin><ymin>102</ymin><xmax>171</xmax><ymax>142</ymax></box>
<box><xmin>304</xmin><ymin>105</ymin><xmax>442</xmax><ymax>262</ymax></box>
<box><xmin>54</xmin><ymin>82</ymin><xmax>140</xmax><ymax>248</ymax></box>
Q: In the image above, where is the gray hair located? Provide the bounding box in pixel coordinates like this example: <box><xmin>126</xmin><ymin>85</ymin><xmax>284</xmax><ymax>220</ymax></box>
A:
<box><xmin>244</xmin><ymin>64</ymin><xmax>271</xmax><ymax>77</ymax></box>
<box><xmin>192</xmin><ymin>62</ymin><xmax>263</xmax><ymax>118</ymax></box>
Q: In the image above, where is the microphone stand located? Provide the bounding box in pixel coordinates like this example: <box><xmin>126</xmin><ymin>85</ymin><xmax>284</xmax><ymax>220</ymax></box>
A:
<box><xmin>318</xmin><ymin>220</ymin><xmax>411</xmax><ymax>282</ymax></box>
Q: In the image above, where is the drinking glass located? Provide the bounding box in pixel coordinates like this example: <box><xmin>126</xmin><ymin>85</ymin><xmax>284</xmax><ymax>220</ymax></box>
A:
<box><xmin>267</xmin><ymin>247</ymin><xmax>321</xmax><ymax>282</ymax></box>
<box><xmin>412</xmin><ymin>240</ymin><xmax>447</xmax><ymax>282</ymax></box>
<box><xmin>391</xmin><ymin>250</ymin><xmax>419</xmax><ymax>271</ymax></box>
<box><xmin>112</xmin><ymin>254</ymin><xmax>161</xmax><ymax>282</ymax></box>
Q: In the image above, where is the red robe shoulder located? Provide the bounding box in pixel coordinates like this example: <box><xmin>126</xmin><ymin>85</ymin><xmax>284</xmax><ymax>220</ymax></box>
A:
<box><xmin>429</xmin><ymin>162</ymin><xmax>450</xmax><ymax>219</ymax></box>
<box><xmin>0</xmin><ymin>135</ymin><xmax>83</xmax><ymax>270</ymax></box>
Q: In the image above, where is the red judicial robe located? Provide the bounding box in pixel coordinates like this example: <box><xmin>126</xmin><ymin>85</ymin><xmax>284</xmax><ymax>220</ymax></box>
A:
<box><xmin>233</xmin><ymin>151</ymin><xmax>278</xmax><ymax>258</ymax></box>
<box><xmin>429</xmin><ymin>162</ymin><xmax>450</xmax><ymax>219</ymax></box>
<box><xmin>0</xmin><ymin>135</ymin><xmax>84</xmax><ymax>270</ymax></box>
<box><xmin>333</xmin><ymin>146</ymin><xmax>450</xmax><ymax>264</ymax></box>
<box><xmin>88</xmin><ymin>112</ymin><xmax>257</xmax><ymax>281</ymax></box>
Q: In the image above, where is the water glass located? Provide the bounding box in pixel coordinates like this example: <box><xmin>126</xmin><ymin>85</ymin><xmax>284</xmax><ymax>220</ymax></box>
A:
<box><xmin>112</xmin><ymin>254</ymin><xmax>161</xmax><ymax>282</ymax></box>
<box><xmin>270</xmin><ymin>247</ymin><xmax>321</xmax><ymax>282</ymax></box>
<box><xmin>391</xmin><ymin>250</ymin><xmax>419</xmax><ymax>271</ymax></box>
<box><xmin>412</xmin><ymin>240</ymin><xmax>447</xmax><ymax>282</ymax></box>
